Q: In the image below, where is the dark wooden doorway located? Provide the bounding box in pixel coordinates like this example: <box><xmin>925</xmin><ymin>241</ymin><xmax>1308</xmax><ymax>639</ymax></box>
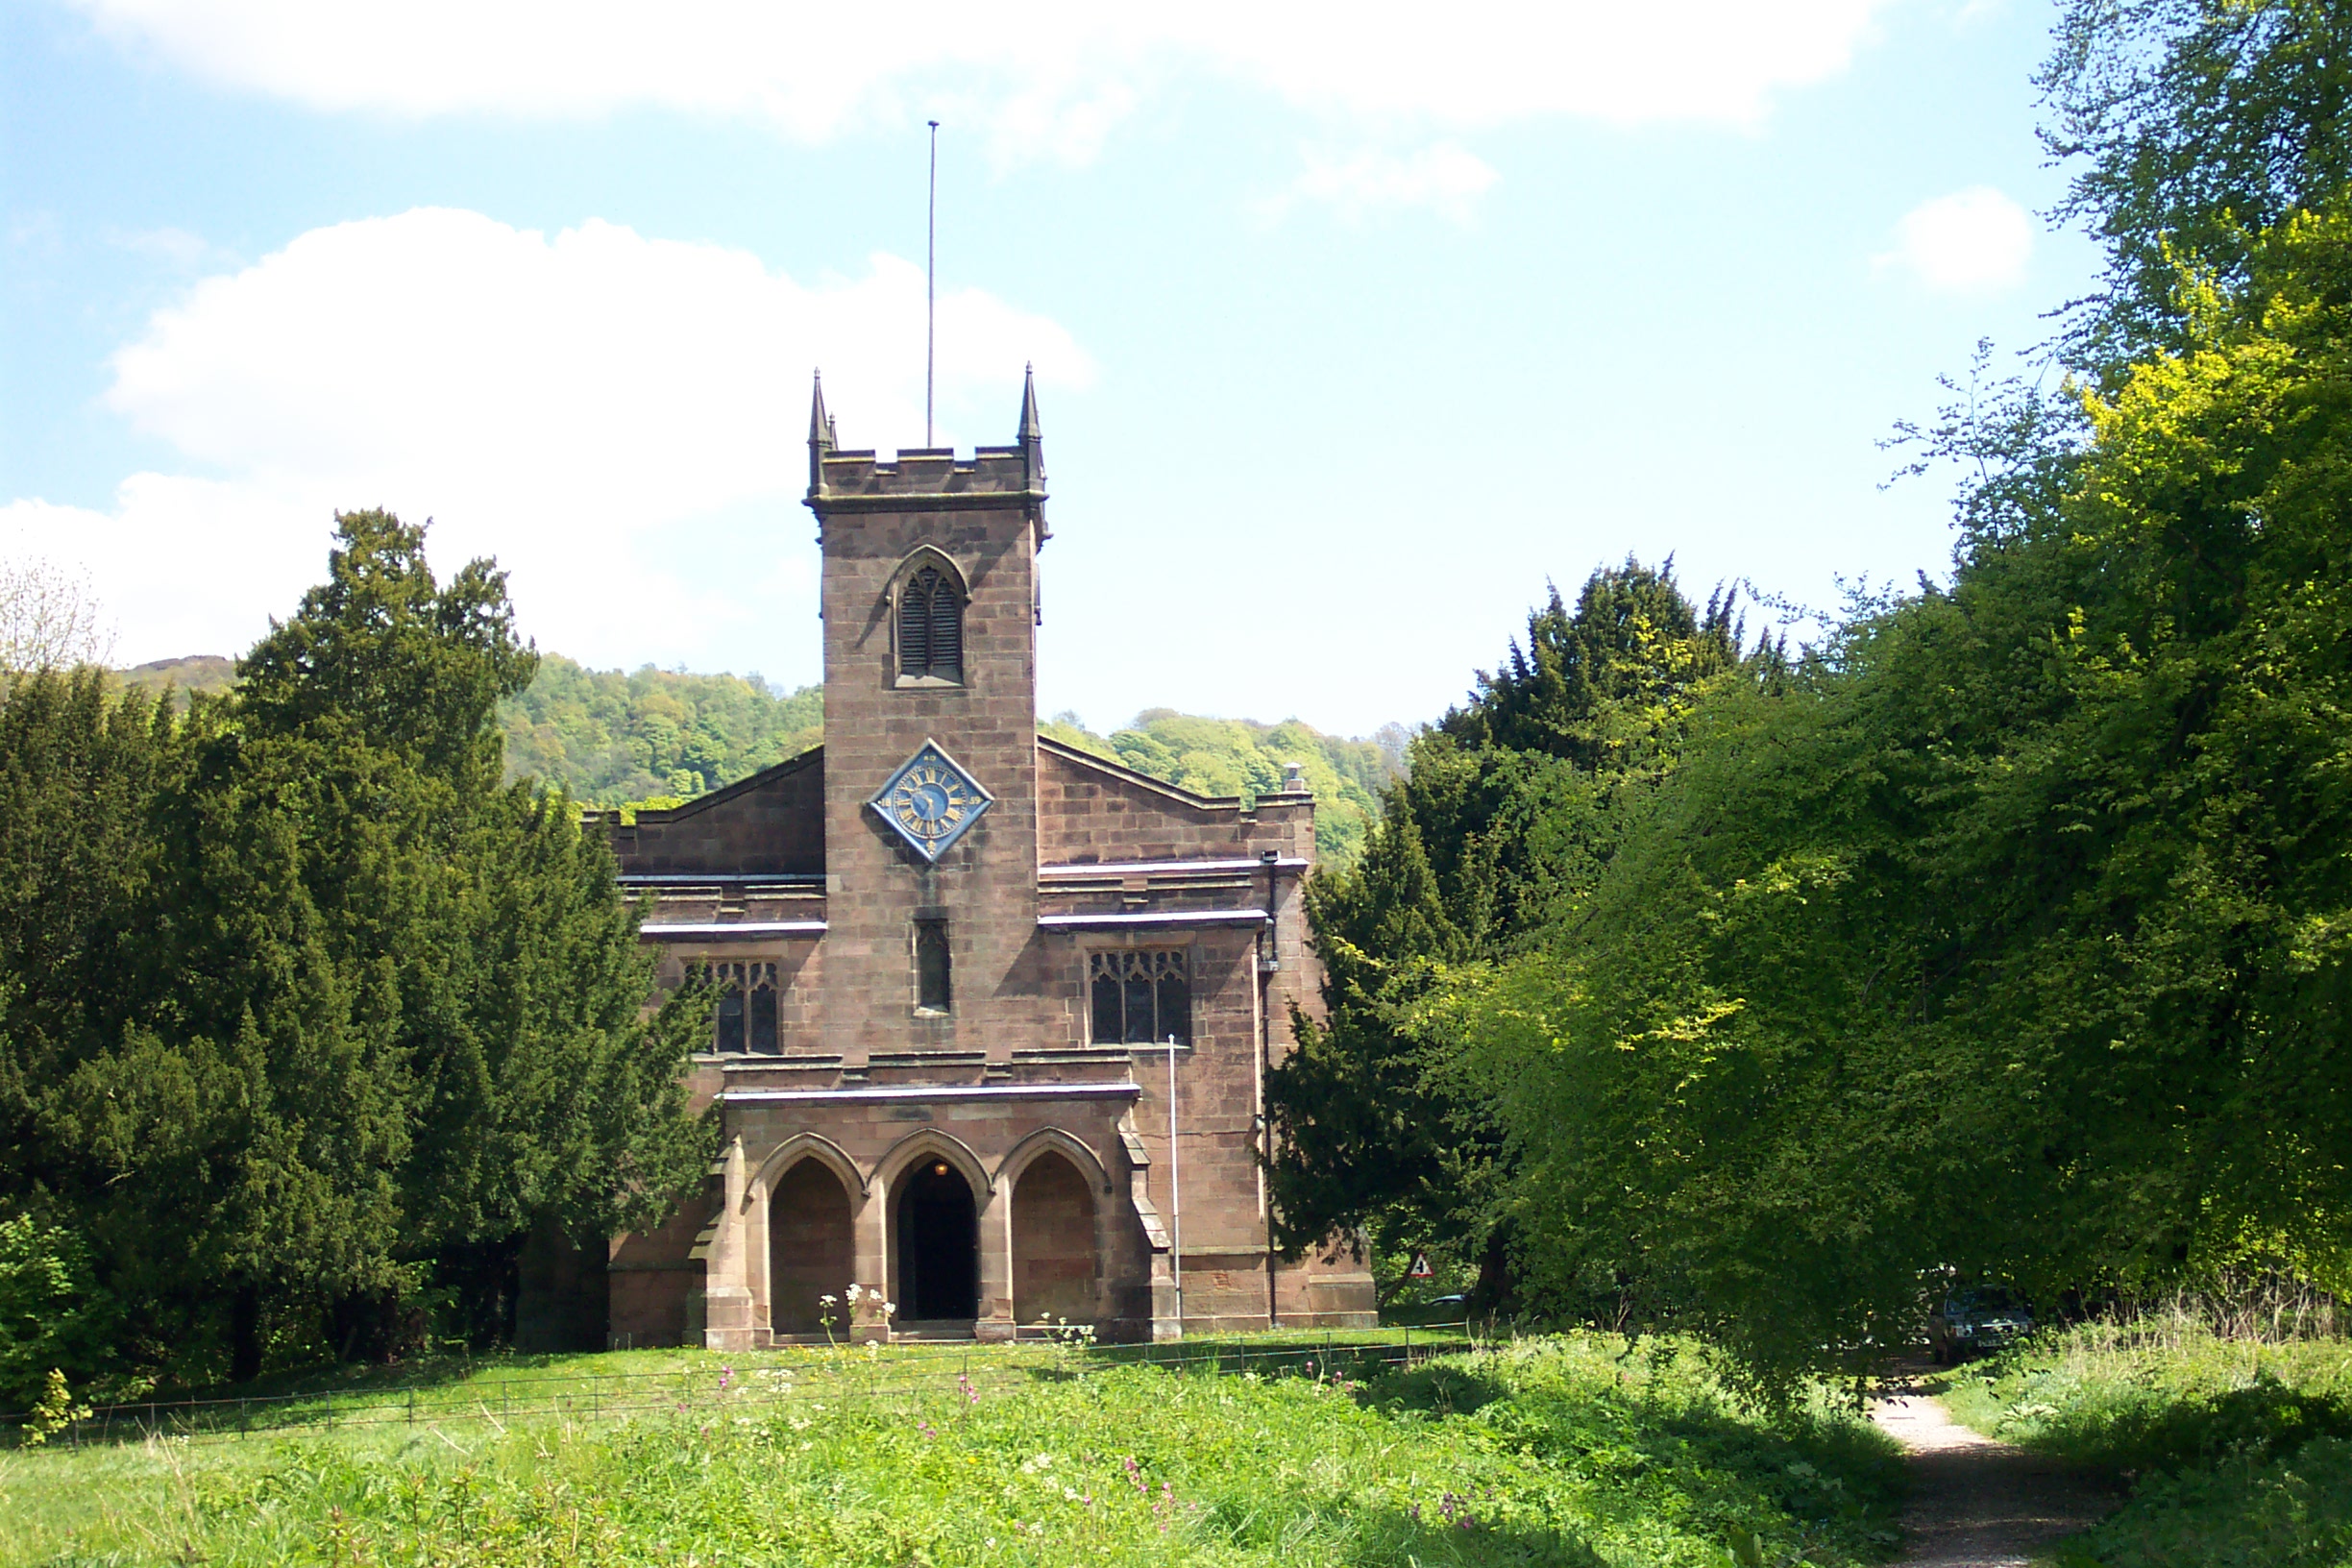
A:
<box><xmin>895</xmin><ymin>1160</ymin><xmax>978</xmax><ymax>1322</ymax></box>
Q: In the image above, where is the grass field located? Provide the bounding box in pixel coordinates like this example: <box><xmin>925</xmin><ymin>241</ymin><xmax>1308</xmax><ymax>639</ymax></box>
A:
<box><xmin>1</xmin><ymin>1333</ymin><xmax>1901</xmax><ymax>1567</ymax></box>
<box><xmin>1940</xmin><ymin>1321</ymin><xmax>2352</xmax><ymax>1567</ymax></box>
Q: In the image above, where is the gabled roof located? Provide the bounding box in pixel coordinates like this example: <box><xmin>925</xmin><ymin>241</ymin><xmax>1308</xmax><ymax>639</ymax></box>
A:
<box><xmin>1037</xmin><ymin>735</ymin><xmax>1242</xmax><ymax>811</ymax></box>
<box><xmin>630</xmin><ymin>744</ymin><xmax>823</xmax><ymax>824</ymax></box>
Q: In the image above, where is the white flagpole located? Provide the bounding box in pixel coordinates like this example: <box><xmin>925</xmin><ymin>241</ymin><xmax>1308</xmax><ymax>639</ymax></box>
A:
<box><xmin>1167</xmin><ymin>1034</ymin><xmax>1184</xmax><ymax>1335</ymax></box>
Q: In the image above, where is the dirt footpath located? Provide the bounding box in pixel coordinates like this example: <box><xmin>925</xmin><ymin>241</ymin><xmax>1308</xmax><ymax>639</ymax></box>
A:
<box><xmin>1872</xmin><ymin>1382</ymin><xmax>2119</xmax><ymax>1567</ymax></box>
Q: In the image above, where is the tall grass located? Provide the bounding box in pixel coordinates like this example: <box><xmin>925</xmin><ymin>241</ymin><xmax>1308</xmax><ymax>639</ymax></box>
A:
<box><xmin>0</xmin><ymin>1335</ymin><xmax>1901</xmax><ymax>1567</ymax></box>
<box><xmin>2082</xmin><ymin>1274</ymin><xmax>2340</xmax><ymax>1349</ymax></box>
<box><xmin>1943</xmin><ymin>1310</ymin><xmax>2352</xmax><ymax>1568</ymax></box>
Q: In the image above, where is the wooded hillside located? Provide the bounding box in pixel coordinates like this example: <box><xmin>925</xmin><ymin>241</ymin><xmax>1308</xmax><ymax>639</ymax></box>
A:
<box><xmin>123</xmin><ymin>652</ymin><xmax>1405</xmax><ymax>869</ymax></box>
<box><xmin>113</xmin><ymin>654</ymin><xmax>234</xmax><ymax>704</ymax></box>
<box><xmin>500</xmin><ymin>661</ymin><xmax>1401</xmax><ymax>866</ymax></box>
<box><xmin>1043</xmin><ymin>710</ymin><xmax>1404</xmax><ymax>868</ymax></box>
<box><xmin>498</xmin><ymin>656</ymin><xmax>823</xmax><ymax>806</ymax></box>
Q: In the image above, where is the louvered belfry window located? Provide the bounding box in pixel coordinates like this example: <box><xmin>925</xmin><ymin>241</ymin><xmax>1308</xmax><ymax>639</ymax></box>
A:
<box><xmin>897</xmin><ymin>565</ymin><xmax>963</xmax><ymax>683</ymax></box>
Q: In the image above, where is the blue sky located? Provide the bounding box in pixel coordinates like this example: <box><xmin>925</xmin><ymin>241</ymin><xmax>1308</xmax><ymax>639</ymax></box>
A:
<box><xmin>3</xmin><ymin>0</ymin><xmax>2100</xmax><ymax>736</ymax></box>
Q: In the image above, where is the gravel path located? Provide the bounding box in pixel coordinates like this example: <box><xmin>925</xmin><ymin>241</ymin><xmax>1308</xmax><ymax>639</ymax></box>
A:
<box><xmin>1872</xmin><ymin>1381</ymin><xmax>2119</xmax><ymax>1567</ymax></box>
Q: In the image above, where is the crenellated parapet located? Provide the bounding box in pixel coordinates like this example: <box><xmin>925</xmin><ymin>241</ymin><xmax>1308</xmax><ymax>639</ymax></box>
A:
<box><xmin>804</xmin><ymin>369</ymin><xmax>1047</xmax><ymax>539</ymax></box>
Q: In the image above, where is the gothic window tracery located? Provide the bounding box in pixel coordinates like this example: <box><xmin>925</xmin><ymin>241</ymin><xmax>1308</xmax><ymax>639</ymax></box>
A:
<box><xmin>896</xmin><ymin>564</ymin><xmax>964</xmax><ymax>684</ymax></box>
<box><xmin>696</xmin><ymin>961</ymin><xmax>780</xmax><ymax>1054</ymax></box>
<box><xmin>1089</xmin><ymin>949</ymin><xmax>1190</xmax><ymax>1045</ymax></box>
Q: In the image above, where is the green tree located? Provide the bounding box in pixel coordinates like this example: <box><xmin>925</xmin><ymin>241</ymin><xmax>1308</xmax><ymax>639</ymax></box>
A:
<box><xmin>2043</xmin><ymin>0</ymin><xmax>2352</xmax><ymax>374</ymax></box>
<box><xmin>0</xmin><ymin>1213</ymin><xmax>123</xmax><ymax>1409</ymax></box>
<box><xmin>1268</xmin><ymin>562</ymin><xmax>1764</xmax><ymax>1304</ymax></box>
<box><xmin>1453</xmin><ymin>205</ymin><xmax>2352</xmax><ymax>1384</ymax></box>
<box><xmin>1265</xmin><ymin>805</ymin><xmax>1466</xmax><ymax>1291</ymax></box>
<box><xmin>0</xmin><ymin>670</ymin><xmax>209</xmax><ymax>1383</ymax></box>
<box><xmin>226</xmin><ymin>513</ymin><xmax>711</xmax><ymax>1364</ymax></box>
<box><xmin>0</xmin><ymin>514</ymin><xmax>712</xmax><ymax>1387</ymax></box>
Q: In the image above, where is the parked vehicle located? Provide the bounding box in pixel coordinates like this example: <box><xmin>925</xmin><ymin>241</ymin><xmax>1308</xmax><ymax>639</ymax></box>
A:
<box><xmin>1926</xmin><ymin>1286</ymin><xmax>2034</xmax><ymax>1363</ymax></box>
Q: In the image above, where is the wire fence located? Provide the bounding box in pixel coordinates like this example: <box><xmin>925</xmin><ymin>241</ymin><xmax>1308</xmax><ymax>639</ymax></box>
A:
<box><xmin>3</xmin><ymin>1325</ymin><xmax>1482</xmax><ymax>1451</ymax></box>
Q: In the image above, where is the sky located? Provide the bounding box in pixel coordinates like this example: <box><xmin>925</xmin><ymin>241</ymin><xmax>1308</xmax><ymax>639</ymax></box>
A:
<box><xmin>1</xmin><ymin>0</ymin><xmax>2103</xmax><ymax>737</ymax></box>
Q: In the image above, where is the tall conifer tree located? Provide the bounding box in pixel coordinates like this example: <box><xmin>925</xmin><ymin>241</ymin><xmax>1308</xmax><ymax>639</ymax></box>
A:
<box><xmin>0</xmin><ymin>514</ymin><xmax>712</xmax><ymax>1388</ymax></box>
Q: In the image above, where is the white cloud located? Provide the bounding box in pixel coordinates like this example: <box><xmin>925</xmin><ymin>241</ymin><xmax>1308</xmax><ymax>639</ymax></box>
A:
<box><xmin>71</xmin><ymin>1</ymin><xmax>1894</xmax><ymax>159</ymax></box>
<box><xmin>1875</xmin><ymin>186</ymin><xmax>2034</xmax><ymax>293</ymax></box>
<box><xmin>8</xmin><ymin>208</ymin><xmax>1090</xmax><ymax>667</ymax></box>
<box><xmin>1267</xmin><ymin>144</ymin><xmax>1500</xmax><ymax>224</ymax></box>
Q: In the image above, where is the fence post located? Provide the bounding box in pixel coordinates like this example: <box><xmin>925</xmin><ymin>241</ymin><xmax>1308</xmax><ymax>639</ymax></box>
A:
<box><xmin>326</xmin><ymin>1393</ymin><xmax>334</xmax><ymax>1432</ymax></box>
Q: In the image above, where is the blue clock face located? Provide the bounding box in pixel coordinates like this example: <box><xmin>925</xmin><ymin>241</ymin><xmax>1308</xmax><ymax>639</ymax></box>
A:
<box><xmin>910</xmin><ymin>782</ymin><xmax>952</xmax><ymax>821</ymax></box>
<box><xmin>890</xmin><ymin>771</ymin><xmax>973</xmax><ymax>839</ymax></box>
<box><xmin>870</xmin><ymin>743</ymin><xmax>992</xmax><ymax>861</ymax></box>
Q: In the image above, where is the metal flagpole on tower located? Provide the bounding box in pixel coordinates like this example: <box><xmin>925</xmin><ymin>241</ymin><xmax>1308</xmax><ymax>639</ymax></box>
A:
<box><xmin>926</xmin><ymin>119</ymin><xmax>940</xmax><ymax>448</ymax></box>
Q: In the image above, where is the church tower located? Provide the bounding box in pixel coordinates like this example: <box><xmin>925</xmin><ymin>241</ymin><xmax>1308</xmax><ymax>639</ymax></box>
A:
<box><xmin>807</xmin><ymin>372</ymin><xmax>1056</xmax><ymax>1073</ymax></box>
<box><xmin>601</xmin><ymin>369</ymin><xmax>1376</xmax><ymax>1347</ymax></box>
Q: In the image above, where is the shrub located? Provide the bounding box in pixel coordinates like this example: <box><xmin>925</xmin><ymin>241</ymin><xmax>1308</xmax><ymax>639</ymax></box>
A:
<box><xmin>0</xmin><ymin>1213</ymin><xmax>120</xmax><ymax>1411</ymax></box>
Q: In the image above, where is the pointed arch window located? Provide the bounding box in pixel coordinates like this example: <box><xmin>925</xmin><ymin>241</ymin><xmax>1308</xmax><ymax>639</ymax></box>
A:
<box><xmin>896</xmin><ymin>564</ymin><xmax>964</xmax><ymax>685</ymax></box>
<box><xmin>1089</xmin><ymin>949</ymin><xmax>1189</xmax><ymax>1045</ymax></box>
<box><xmin>693</xmin><ymin>961</ymin><xmax>780</xmax><ymax>1055</ymax></box>
<box><xmin>914</xmin><ymin>919</ymin><xmax>952</xmax><ymax>1014</ymax></box>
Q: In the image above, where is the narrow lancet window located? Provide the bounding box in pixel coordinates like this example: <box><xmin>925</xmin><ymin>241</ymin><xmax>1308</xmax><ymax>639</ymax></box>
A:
<box><xmin>748</xmin><ymin>979</ymin><xmax>779</xmax><ymax>1054</ymax></box>
<box><xmin>897</xmin><ymin>565</ymin><xmax>964</xmax><ymax>684</ymax></box>
<box><xmin>915</xmin><ymin>919</ymin><xmax>952</xmax><ymax>1014</ymax></box>
<box><xmin>715</xmin><ymin>982</ymin><xmax>746</xmax><ymax>1054</ymax></box>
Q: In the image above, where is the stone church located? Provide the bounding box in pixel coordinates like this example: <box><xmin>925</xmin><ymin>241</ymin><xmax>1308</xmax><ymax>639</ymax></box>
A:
<box><xmin>595</xmin><ymin>373</ymin><xmax>1375</xmax><ymax>1347</ymax></box>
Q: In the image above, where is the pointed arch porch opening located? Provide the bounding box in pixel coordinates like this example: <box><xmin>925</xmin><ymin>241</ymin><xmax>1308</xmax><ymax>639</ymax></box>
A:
<box><xmin>1011</xmin><ymin>1150</ymin><xmax>1098</xmax><ymax>1330</ymax></box>
<box><xmin>768</xmin><ymin>1158</ymin><xmax>856</xmax><ymax>1336</ymax></box>
<box><xmin>894</xmin><ymin>1159</ymin><xmax>980</xmax><ymax>1323</ymax></box>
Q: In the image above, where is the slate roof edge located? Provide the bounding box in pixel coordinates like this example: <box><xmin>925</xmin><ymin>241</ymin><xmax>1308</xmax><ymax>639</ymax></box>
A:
<box><xmin>628</xmin><ymin>744</ymin><xmax>824</xmax><ymax>824</ymax></box>
<box><xmin>639</xmin><ymin>919</ymin><xmax>828</xmax><ymax>938</ymax></box>
<box><xmin>1036</xmin><ymin>735</ymin><xmax>1242</xmax><ymax>811</ymax></box>
<box><xmin>1037</xmin><ymin>910</ymin><xmax>1269</xmax><ymax>929</ymax></box>
<box><xmin>722</xmin><ymin>1081</ymin><xmax>1139</xmax><ymax>1105</ymax></box>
